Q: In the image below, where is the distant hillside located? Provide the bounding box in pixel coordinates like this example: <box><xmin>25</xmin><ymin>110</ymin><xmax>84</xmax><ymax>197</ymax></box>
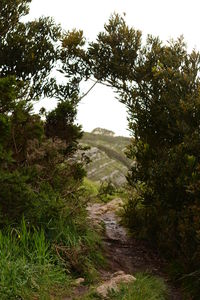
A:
<box><xmin>80</xmin><ymin>130</ymin><xmax>131</xmax><ymax>186</ymax></box>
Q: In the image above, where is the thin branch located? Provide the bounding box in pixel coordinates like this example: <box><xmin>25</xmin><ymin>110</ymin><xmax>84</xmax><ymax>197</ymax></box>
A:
<box><xmin>89</xmin><ymin>78</ymin><xmax>113</xmax><ymax>88</ymax></box>
<box><xmin>12</xmin><ymin>127</ymin><xmax>18</xmax><ymax>154</ymax></box>
<box><xmin>78</xmin><ymin>80</ymin><xmax>100</xmax><ymax>102</ymax></box>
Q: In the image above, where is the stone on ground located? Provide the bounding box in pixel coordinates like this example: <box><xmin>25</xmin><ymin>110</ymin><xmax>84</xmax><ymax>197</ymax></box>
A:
<box><xmin>74</xmin><ymin>278</ymin><xmax>85</xmax><ymax>285</ymax></box>
<box><xmin>96</xmin><ymin>270</ymin><xmax>136</xmax><ymax>298</ymax></box>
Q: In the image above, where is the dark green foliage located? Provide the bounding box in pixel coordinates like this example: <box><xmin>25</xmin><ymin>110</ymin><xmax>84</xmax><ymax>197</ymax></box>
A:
<box><xmin>0</xmin><ymin>2</ymin><xmax>61</xmax><ymax>100</ymax></box>
<box><xmin>60</xmin><ymin>29</ymin><xmax>90</xmax><ymax>81</ymax></box>
<box><xmin>88</xmin><ymin>13</ymin><xmax>142</xmax><ymax>83</ymax></box>
<box><xmin>99</xmin><ymin>180</ymin><xmax>116</xmax><ymax>195</ymax></box>
<box><xmin>120</xmin><ymin>37</ymin><xmax>200</xmax><ymax>289</ymax></box>
<box><xmin>98</xmin><ymin>180</ymin><xmax>116</xmax><ymax>202</ymax></box>
<box><xmin>0</xmin><ymin>77</ymin><xmax>19</xmax><ymax>113</ymax></box>
<box><xmin>81</xmin><ymin>14</ymin><xmax>200</xmax><ymax>297</ymax></box>
<box><xmin>0</xmin><ymin>0</ymin><xmax>83</xmax><ymax>226</ymax></box>
<box><xmin>0</xmin><ymin>0</ymin><xmax>31</xmax><ymax>36</ymax></box>
<box><xmin>0</xmin><ymin>0</ymin><xmax>98</xmax><ymax>278</ymax></box>
<box><xmin>45</xmin><ymin>101</ymin><xmax>82</xmax><ymax>153</ymax></box>
<box><xmin>0</xmin><ymin>3</ymin><xmax>104</xmax><ymax>297</ymax></box>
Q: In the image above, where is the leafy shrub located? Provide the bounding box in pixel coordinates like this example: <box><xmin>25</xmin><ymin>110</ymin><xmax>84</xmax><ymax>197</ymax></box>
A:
<box><xmin>98</xmin><ymin>180</ymin><xmax>117</xmax><ymax>202</ymax></box>
<box><xmin>80</xmin><ymin>178</ymin><xmax>99</xmax><ymax>200</ymax></box>
<box><xmin>123</xmin><ymin>192</ymin><xmax>200</xmax><ymax>298</ymax></box>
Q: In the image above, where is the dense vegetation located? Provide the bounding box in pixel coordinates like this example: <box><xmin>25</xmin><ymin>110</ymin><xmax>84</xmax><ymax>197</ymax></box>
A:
<box><xmin>91</xmin><ymin>16</ymin><xmax>200</xmax><ymax>298</ymax></box>
<box><xmin>65</xmin><ymin>14</ymin><xmax>200</xmax><ymax>298</ymax></box>
<box><xmin>0</xmin><ymin>1</ymin><xmax>103</xmax><ymax>298</ymax></box>
<box><xmin>1</xmin><ymin>1</ymin><xmax>200</xmax><ymax>298</ymax></box>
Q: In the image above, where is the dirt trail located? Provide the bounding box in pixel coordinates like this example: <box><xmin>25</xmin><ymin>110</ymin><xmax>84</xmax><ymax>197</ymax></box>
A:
<box><xmin>87</xmin><ymin>199</ymin><xmax>183</xmax><ymax>300</ymax></box>
<box><xmin>63</xmin><ymin>198</ymin><xmax>183</xmax><ymax>299</ymax></box>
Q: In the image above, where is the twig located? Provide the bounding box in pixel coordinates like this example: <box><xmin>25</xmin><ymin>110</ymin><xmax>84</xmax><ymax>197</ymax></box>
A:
<box><xmin>12</xmin><ymin>127</ymin><xmax>18</xmax><ymax>154</ymax></box>
<box><xmin>78</xmin><ymin>80</ymin><xmax>99</xmax><ymax>102</ymax></box>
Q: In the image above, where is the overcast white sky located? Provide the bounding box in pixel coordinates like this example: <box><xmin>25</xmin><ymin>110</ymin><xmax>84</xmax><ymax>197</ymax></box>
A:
<box><xmin>27</xmin><ymin>0</ymin><xmax>200</xmax><ymax>136</ymax></box>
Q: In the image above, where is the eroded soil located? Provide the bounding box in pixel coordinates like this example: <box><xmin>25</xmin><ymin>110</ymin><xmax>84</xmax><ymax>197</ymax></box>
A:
<box><xmin>87</xmin><ymin>199</ymin><xmax>183</xmax><ymax>300</ymax></box>
<box><xmin>64</xmin><ymin>198</ymin><xmax>183</xmax><ymax>299</ymax></box>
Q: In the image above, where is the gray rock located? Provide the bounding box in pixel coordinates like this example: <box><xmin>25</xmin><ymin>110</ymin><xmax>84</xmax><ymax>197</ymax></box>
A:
<box><xmin>96</xmin><ymin>272</ymin><xmax>136</xmax><ymax>298</ymax></box>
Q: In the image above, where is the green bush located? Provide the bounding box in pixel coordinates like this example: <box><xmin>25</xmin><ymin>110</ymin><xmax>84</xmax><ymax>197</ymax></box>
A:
<box><xmin>110</xmin><ymin>23</ymin><xmax>200</xmax><ymax>297</ymax></box>
<box><xmin>81</xmin><ymin>178</ymin><xmax>99</xmax><ymax>200</ymax></box>
<box><xmin>123</xmin><ymin>193</ymin><xmax>200</xmax><ymax>298</ymax></box>
<box><xmin>98</xmin><ymin>180</ymin><xmax>116</xmax><ymax>203</ymax></box>
<box><xmin>0</xmin><ymin>4</ymin><xmax>104</xmax><ymax>298</ymax></box>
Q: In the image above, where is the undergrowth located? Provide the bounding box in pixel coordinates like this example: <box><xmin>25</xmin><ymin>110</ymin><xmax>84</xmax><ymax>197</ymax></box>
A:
<box><xmin>81</xmin><ymin>178</ymin><xmax>100</xmax><ymax>201</ymax></box>
<box><xmin>81</xmin><ymin>178</ymin><xmax>127</xmax><ymax>204</ymax></box>
<box><xmin>0</xmin><ymin>218</ymin><xmax>70</xmax><ymax>299</ymax></box>
<box><xmin>0</xmin><ymin>217</ymin><xmax>104</xmax><ymax>299</ymax></box>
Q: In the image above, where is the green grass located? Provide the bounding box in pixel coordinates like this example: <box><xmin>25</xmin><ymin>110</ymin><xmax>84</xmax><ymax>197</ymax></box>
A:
<box><xmin>79</xmin><ymin>273</ymin><xmax>169</xmax><ymax>300</ymax></box>
<box><xmin>81</xmin><ymin>178</ymin><xmax>100</xmax><ymax>200</ymax></box>
<box><xmin>0</xmin><ymin>216</ymin><xmax>105</xmax><ymax>299</ymax></box>
<box><xmin>0</xmin><ymin>219</ymin><xmax>70</xmax><ymax>299</ymax></box>
<box><xmin>53</xmin><ymin>220</ymin><xmax>105</xmax><ymax>282</ymax></box>
<box><xmin>109</xmin><ymin>273</ymin><xmax>168</xmax><ymax>300</ymax></box>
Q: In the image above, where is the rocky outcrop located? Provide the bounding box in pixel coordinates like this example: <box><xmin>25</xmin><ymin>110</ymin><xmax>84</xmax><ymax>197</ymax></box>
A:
<box><xmin>74</xmin><ymin>278</ymin><xmax>85</xmax><ymax>285</ymax></box>
<box><xmin>92</xmin><ymin>128</ymin><xmax>115</xmax><ymax>136</ymax></box>
<box><xmin>80</xmin><ymin>131</ymin><xmax>131</xmax><ymax>186</ymax></box>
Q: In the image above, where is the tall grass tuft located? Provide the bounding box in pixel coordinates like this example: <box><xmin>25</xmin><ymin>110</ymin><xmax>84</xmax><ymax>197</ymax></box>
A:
<box><xmin>51</xmin><ymin>218</ymin><xmax>105</xmax><ymax>282</ymax></box>
<box><xmin>0</xmin><ymin>218</ymin><xmax>69</xmax><ymax>299</ymax></box>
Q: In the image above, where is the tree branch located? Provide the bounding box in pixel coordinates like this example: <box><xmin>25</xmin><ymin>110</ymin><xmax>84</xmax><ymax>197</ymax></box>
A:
<box><xmin>78</xmin><ymin>80</ymin><xmax>100</xmax><ymax>102</ymax></box>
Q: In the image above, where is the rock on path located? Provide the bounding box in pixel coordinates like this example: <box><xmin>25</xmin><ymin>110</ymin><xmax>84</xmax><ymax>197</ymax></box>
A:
<box><xmin>96</xmin><ymin>271</ymin><xmax>136</xmax><ymax>298</ymax></box>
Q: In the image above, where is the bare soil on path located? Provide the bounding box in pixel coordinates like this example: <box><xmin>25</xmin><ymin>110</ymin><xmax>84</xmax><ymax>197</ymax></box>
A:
<box><xmin>64</xmin><ymin>199</ymin><xmax>183</xmax><ymax>299</ymax></box>
<box><xmin>87</xmin><ymin>199</ymin><xmax>183</xmax><ymax>300</ymax></box>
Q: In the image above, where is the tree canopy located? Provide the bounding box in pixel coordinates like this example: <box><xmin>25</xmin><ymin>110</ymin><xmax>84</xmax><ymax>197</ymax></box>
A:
<box><xmin>0</xmin><ymin>0</ymin><xmax>84</xmax><ymax>225</ymax></box>
<box><xmin>0</xmin><ymin>5</ymin><xmax>200</xmax><ymax>296</ymax></box>
<box><xmin>63</xmin><ymin>14</ymin><xmax>200</xmax><ymax>295</ymax></box>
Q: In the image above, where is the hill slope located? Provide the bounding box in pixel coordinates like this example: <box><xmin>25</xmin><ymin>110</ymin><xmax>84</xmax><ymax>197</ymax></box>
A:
<box><xmin>80</xmin><ymin>130</ymin><xmax>131</xmax><ymax>186</ymax></box>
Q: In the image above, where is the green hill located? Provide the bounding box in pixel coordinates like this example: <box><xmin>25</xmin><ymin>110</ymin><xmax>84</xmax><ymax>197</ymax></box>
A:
<box><xmin>80</xmin><ymin>129</ymin><xmax>131</xmax><ymax>186</ymax></box>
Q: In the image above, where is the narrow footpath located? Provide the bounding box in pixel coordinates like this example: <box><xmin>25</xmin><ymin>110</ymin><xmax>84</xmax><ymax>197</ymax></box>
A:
<box><xmin>87</xmin><ymin>198</ymin><xmax>182</xmax><ymax>300</ymax></box>
<box><xmin>64</xmin><ymin>198</ymin><xmax>183</xmax><ymax>299</ymax></box>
